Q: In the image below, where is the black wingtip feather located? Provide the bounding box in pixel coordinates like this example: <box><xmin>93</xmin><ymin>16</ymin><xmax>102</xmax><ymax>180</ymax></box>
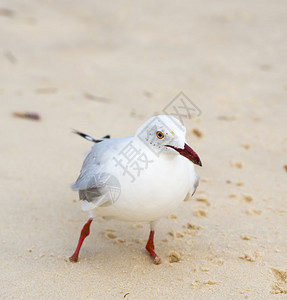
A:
<box><xmin>72</xmin><ymin>129</ymin><xmax>110</xmax><ymax>143</ymax></box>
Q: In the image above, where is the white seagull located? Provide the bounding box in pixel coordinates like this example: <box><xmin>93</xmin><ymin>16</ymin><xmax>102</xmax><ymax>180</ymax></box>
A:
<box><xmin>69</xmin><ymin>115</ymin><xmax>202</xmax><ymax>264</ymax></box>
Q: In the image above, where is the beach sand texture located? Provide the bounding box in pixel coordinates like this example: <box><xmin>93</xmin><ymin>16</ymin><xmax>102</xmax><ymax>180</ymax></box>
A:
<box><xmin>0</xmin><ymin>1</ymin><xmax>287</xmax><ymax>299</ymax></box>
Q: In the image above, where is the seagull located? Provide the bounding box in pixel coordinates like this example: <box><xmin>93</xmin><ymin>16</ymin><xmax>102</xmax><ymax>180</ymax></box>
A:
<box><xmin>69</xmin><ymin>115</ymin><xmax>202</xmax><ymax>264</ymax></box>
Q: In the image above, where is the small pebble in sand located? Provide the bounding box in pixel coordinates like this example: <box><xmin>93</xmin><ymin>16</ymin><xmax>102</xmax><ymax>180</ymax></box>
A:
<box><xmin>229</xmin><ymin>194</ymin><xmax>237</xmax><ymax>198</ymax></box>
<box><xmin>168</xmin><ymin>231</ymin><xmax>184</xmax><ymax>238</ymax></box>
<box><xmin>237</xmin><ymin>182</ymin><xmax>244</xmax><ymax>186</ymax></box>
<box><xmin>193</xmin><ymin>209</ymin><xmax>207</xmax><ymax>217</ymax></box>
<box><xmin>230</xmin><ymin>161</ymin><xmax>243</xmax><ymax>169</ymax></box>
<box><xmin>50</xmin><ymin>253</ymin><xmax>55</xmax><ymax>257</ymax></box>
<box><xmin>5</xmin><ymin>51</ymin><xmax>17</xmax><ymax>63</ymax></box>
<box><xmin>191</xmin><ymin>279</ymin><xmax>201</xmax><ymax>288</ymax></box>
<box><xmin>196</xmin><ymin>196</ymin><xmax>210</xmax><ymax>206</ymax></box>
<box><xmin>0</xmin><ymin>8</ymin><xmax>14</xmax><ymax>17</ymax></box>
<box><xmin>204</xmin><ymin>280</ymin><xmax>216</xmax><ymax>285</ymax></box>
<box><xmin>213</xmin><ymin>259</ymin><xmax>224</xmax><ymax>265</ymax></box>
<box><xmin>187</xmin><ymin>223</ymin><xmax>203</xmax><ymax>230</ymax></box>
<box><xmin>284</xmin><ymin>165</ymin><xmax>287</xmax><ymax>172</ymax></box>
<box><xmin>83</xmin><ymin>93</ymin><xmax>109</xmax><ymax>102</ymax></box>
<box><xmin>240</xmin><ymin>251</ymin><xmax>261</xmax><ymax>262</ymax></box>
<box><xmin>28</xmin><ymin>249</ymin><xmax>33</xmax><ymax>253</ymax></box>
<box><xmin>201</xmin><ymin>267</ymin><xmax>209</xmax><ymax>272</ymax></box>
<box><xmin>162</xmin><ymin>238</ymin><xmax>169</xmax><ymax>243</ymax></box>
<box><xmin>168</xmin><ymin>214</ymin><xmax>178</xmax><ymax>219</ymax></box>
<box><xmin>105</xmin><ymin>232</ymin><xmax>117</xmax><ymax>239</ymax></box>
<box><xmin>247</xmin><ymin>208</ymin><xmax>262</xmax><ymax>215</ymax></box>
<box><xmin>240</xmin><ymin>253</ymin><xmax>256</xmax><ymax>262</ymax></box>
<box><xmin>241</xmin><ymin>144</ymin><xmax>250</xmax><ymax>149</ymax></box>
<box><xmin>176</xmin><ymin>232</ymin><xmax>184</xmax><ymax>238</ymax></box>
<box><xmin>39</xmin><ymin>253</ymin><xmax>45</xmax><ymax>258</ymax></box>
<box><xmin>168</xmin><ymin>231</ymin><xmax>175</xmax><ymax>237</ymax></box>
<box><xmin>243</xmin><ymin>195</ymin><xmax>253</xmax><ymax>202</ymax></box>
<box><xmin>143</xmin><ymin>90</ymin><xmax>152</xmax><ymax>98</ymax></box>
<box><xmin>241</xmin><ymin>235</ymin><xmax>251</xmax><ymax>241</ymax></box>
<box><xmin>168</xmin><ymin>251</ymin><xmax>181</xmax><ymax>263</ymax></box>
<box><xmin>192</xmin><ymin>128</ymin><xmax>203</xmax><ymax>138</ymax></box>
<box><xmin>113</xmin><ymin>239</ymin><xmax>125</xmax><ymax>244</ymax></box>
<box><xmin>13</xmin><ymin>111</ymin><xmax>41</xmax><ymax>121</ymax></box>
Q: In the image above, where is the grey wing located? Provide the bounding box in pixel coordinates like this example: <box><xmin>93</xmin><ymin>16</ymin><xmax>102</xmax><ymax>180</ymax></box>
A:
<box><xmin>71</xmin><ymin>148</ymin><xmax>120</xmax><ymax>209</ymax></box>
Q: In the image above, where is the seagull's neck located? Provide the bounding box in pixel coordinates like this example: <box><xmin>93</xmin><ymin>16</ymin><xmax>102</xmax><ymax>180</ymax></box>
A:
<box><xmin>133</xmin><ymin>135</ymin><xmax>177</xmax><ymax>162</ymax></box>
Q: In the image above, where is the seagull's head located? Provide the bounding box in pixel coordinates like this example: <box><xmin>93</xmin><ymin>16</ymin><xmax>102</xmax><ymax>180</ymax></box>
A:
<box><xmin>136</xmin><ymin>115</ymin><xmax>202</xmax><ymax>166</ymax></box>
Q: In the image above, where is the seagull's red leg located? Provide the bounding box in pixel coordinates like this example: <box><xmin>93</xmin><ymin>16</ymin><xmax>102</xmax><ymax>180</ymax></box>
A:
<box><xmin>69</xmin><ymin>218</ymin><xmax>93</xmax><ymax>262</ymax></box>
<box><xmin>145</xmin><ymin>230</ymin><xmax>161</xmax><ymax>264</ymax></box>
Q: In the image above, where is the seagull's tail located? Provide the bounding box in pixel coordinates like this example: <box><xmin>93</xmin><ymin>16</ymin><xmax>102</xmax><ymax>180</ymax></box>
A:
<box><xmin>72</xmin><ymin>129</ymin><xmax>110</xmax><ymax>143</ymax></box>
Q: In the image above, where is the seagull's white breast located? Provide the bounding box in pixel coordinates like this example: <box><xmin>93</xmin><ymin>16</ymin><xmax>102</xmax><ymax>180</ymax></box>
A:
<box><xmin>95</xmin><ymin>140</ymin><xmax>198</xmax><ymax>222</ymax></box>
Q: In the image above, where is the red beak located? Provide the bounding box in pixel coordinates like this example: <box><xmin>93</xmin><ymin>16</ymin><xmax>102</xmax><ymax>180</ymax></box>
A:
<box><xmin>165</xmin><ymin>143</ymin><xmax>202</xmax><ymax>166</ymax></box>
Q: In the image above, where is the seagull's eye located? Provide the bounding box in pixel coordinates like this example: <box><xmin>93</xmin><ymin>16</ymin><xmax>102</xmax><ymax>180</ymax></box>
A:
<box><xmin>156</xmin><ymin>131</ymin><xmax>164</xmax><ymax>139</ymax></box>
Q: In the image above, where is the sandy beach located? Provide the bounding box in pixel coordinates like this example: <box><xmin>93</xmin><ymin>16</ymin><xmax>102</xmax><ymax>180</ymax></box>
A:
<box><xmin>1</xmin><ymin>0</ymin><xmax>287</xmax><ymax>299</ymax></box>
